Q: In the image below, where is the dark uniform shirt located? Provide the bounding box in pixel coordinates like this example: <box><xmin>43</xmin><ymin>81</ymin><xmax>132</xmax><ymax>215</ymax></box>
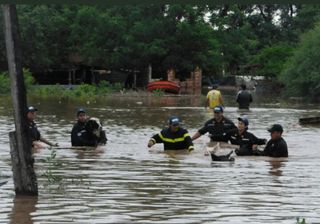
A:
<box><xmin>150</xmin><ymin>127</ymin><xmax>194</xmax><ymax>151</ymax></box>
<box><xmin>29</xmin><ymin>121</ymin><xmax>41</xmax><ymax>141</ymax></box>
<box><xmin>225</xmin><ymin>129</ymin><xmax>266</xmax><ymax>156</ymax></box>
<box><xmin>198</xmin><ymin>117</ymin><xmax>236</xmax><ymax>142</ymax></box>
<box><xmin>71</xmin><ymin>121</ymin><xmax>107</xmax><ymax>147</ymax></box>
<box><xmin>71</xmin><ymin>121</ymin><xmax>97</xmax><ymax>147</ymax></box>
<box><xmin>263</xmin><ymin>137</ymin><xmax>288</xmax><ymax>157</ymax></box>
<box><xmin>236</xmin><ymin>90</ymin><xmax>253</xmax><ymax>109</ymax></box>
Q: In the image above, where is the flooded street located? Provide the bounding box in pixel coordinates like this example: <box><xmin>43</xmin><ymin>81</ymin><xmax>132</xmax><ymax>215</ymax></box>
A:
<box><xmin>0</xmin><ymin>95</ymin><xmax>319</xmax><ymax>224</ymax></box>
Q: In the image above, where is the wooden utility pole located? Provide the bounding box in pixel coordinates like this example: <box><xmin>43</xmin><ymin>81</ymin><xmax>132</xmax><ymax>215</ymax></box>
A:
<box><xmin>3</xmin><ymin>4</ymin><xmax>38</xmax><ymax>195</ymax></box>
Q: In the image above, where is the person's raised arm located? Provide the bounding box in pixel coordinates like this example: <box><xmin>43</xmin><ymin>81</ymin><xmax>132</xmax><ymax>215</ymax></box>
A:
<box><xmin>191</xmin><ymin>132</ymin><xmax>202</xmax><ymax>141</ymax></box>
<box><xmin>40</xmin><ymin>137</ymin><xmax>58</xmax><ymax>147</ymax></box>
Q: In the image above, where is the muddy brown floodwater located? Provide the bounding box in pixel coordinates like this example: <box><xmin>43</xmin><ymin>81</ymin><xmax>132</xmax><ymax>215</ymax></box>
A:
<box><xmin>0</xmin><ymin>94</ymin><xmax>319</xmax><ymax>224</ymax></box>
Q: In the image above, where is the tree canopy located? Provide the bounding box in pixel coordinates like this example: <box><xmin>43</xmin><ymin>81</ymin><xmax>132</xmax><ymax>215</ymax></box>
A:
<box><xmin>281</xmin><ymin>22</ymin><xmax>320</xmax><ymax>99</ymax></box>
<box><xmin>0</xmin><ymin>4</ymin><xmax>319</xmax><ymax>97</ymax></box>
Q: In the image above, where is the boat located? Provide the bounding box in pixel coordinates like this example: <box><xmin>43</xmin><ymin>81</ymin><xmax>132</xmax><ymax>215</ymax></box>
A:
<box><xmin>147</xmin><ymin>81</ymin><xmax>180</xmax><ymax>94</ymax></box>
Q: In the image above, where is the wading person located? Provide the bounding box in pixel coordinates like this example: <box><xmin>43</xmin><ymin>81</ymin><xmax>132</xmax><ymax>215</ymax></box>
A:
<box><xmin>192</xmin><ymin>106</ymin><xmax>236</xmax><ymax>142</ymax></box>
<box><xmin>205</xmin><ymin>84</ymin><xmax>224</xmax><ymax>110</ymax></box>
<box><xmin>262</xmin><ymin>124</ymin><xmax>288</xmax><ymax>157</ymax></box>
<box><xmin>225</xmin><ymin>117</ymin><xmax>267</xmax><ymax>156</ymax></box>
<box><xmin>236</xmin><ymin>84</ymin><xmax>253</xmax><ymax>110</ymax></box>
<box><xmin>148</xmin><ymin>116</ymin><xmax>194</xmax><ymax>152</ymax></box>
<box><xmin>27</xmin><ymin>106</ymin><xmax>58</xmax><ymax>148</ymax></box>
<box><xmin>71</xmin><ymin>108</ymin><xmax>107</xmax><ymax>147</ymax></box>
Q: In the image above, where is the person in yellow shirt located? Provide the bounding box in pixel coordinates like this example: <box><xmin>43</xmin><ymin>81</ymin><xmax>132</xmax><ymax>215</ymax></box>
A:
<box><xmin>205</xmin><ymin>84</ymin><xmax>224</xmax><ymax>109</ymax></box>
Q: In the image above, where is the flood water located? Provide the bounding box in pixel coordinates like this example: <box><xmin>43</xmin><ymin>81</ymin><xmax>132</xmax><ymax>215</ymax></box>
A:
<box><xmin>0</xmin><ymin>94</ymin><xmax>320</xmax><ymax>224</ymax></box>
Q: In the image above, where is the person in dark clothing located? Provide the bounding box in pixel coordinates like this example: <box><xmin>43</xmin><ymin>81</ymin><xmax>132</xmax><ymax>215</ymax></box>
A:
<box><xmin>192</xmin><ymin>106</ymin><xmax>236</xmax><ymax>142</ymax></box>
<box><xmin>236</xmin><ymin>84</ymin><xmax>253</xmax><ymax>109</ymax></box>
<box><xmin>71</xmin><ymin>108</ymin><xmax>107</xmax><ymax>147</ymax></box>
<box><xmin>27</xmin><ymin>106</ymin><xmax>58</xmax><ymax>147</ymax></box>
<box><xmin>225</xmin><ymin>117</ymin><xmax>267</xmax><ymax>156</ymax></box>
<box><xmin>148</xmin><ymin>116</ymin><xmax>194</xmax><ymax>151</ymax></box>
<box><xmin>263</xmin><ymin>124</ymin><xmax>288</xmax><ymax>157</ymax></box>
<box><xmin>71</xmin><ymin>108</ymin><xmax>88</xmax><ymax>146</ymax></box>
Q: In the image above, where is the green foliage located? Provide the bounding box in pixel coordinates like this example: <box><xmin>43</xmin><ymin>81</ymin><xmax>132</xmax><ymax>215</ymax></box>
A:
<box><xmin>17</xmin><ymin>5</ymin><xmax>75</xmax><ymax>71</ymax></box>
<box><xmin>251</xmin><ymin>43</ymin><xmax>295</xmax><ymax>77</ymax></box>
<box><xmin>0</xmin><ymin>72</ymin><xmax>10</xmax><ymax>94</ymax></box>
<box><xmin>0</xmin><ymin>68</ymin><xmax>35</xmax><ymax>94</ymax></box>
<box><xmin>1</xmin><ymin>4</ymin><xmax>320</xmax><ymax>99</ymax></box>
<box><xmin>30</xmin><ymin>81</ymin><xmax>123</xmax><ymax>99</ymax></box>
<box><xmin>151</xmin><ymin>88</ymin><xmax>165</xmax><ymax>96</ymax></box>
<box><xmin>72</xmin><ymin>84</ymin><xmax>98</xmax><ymax>98</ymax></box>
<box><xmin>280</xmin><ymin>22</ymin><xmax>320</xmax><ymax>98</ymax></box>
<box><xmin>31</xmin><ymin>84</ymin><xmax>65</xmax><ymax>96</ymax></box>
<box><xmin>296</xmin><ymin>217</ymin><xmax>307</xmax><ymax>224</ymax></box>
<box><xmin>294</xmin><ymin>5</ymin><xmax>320</xmax><ymax>33</ymax></box>
<box><xmin>42</xmin><ymin>148</ymin><xmax>62</xmax><ymax>184</ymax></box>
<box><xmin>23</xmin><ymin>68</ymin><xmax>36</xmax><ymax>88</ymax></box>
<box><xmin>42</xmin><ymin>148</ymin><xmax>91</xmax><ymax>190</ymax></box>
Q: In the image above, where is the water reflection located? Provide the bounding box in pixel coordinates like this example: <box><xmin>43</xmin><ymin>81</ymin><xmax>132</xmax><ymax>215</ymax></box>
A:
<box><xmin>73</xmin><ymin>147</ymin><xmax>105</xmax><ymax>159</ymax></box>
<box><xmin>268</xmin><ymin>160</ymin><xmax>286</xmax><ymax>177</ymax></box>
<box><xmin>10</xmin><ymin>196</ymin><xmax>37</xmax><ymax>224</ymax></box>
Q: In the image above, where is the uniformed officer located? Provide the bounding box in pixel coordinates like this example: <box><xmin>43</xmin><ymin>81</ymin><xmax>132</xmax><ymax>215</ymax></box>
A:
<box><xmin>225</xmin><ymin>117</ymin><xmax>267</xmax><ymax>156</ymax></box>
<box><xmin>148</xmin><ymin>116</ymin><xmax>194</xmax><ymax>151</ymax></box>
<box><xmin>27</xmin><ymin>106</ymin><xmax>58</xmax><ymax>147</ymax></box>
<box><xmin>71</xmin><ymin>108</ymin><xmax>107</xmax><ymax>147</ymax></box>
<box><xmin>192</xmin><ymin>106</ymin><xmax>236</xmax><ymax>142</ymax></box>
<box><xmin>263</xmin><ymin>124</ymin><xmax>288</xmax><ymax>157</ymax></box>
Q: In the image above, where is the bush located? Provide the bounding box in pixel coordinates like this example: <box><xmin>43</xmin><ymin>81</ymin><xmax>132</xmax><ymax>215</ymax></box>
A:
<box><xmin>23</xmin><ymin>68</ymin><xmax>36</xmax><ymax>88</ymax></box>
<box><xmin>0</xmin><ymin>69</ymin><xmax>122</xmax><ymax>99</ymax></box>
<box><xmin>0</xmin><ymin>72</ymin><xmax>10</xmax><ymax>94</ymax></box>
<box><xmin>29</xmin><ymin>81</ymin><xmax>123</xmax><ymax>99</ymax></box>
<box><xmin>0</xmin><ymin>68</ymin><xmax>35</xmax><ymax>94</ymax></box>
<box><xmin>31</xmin><ymin>84</ymin><xmax>66</xmax><ymax>96</ymax></box>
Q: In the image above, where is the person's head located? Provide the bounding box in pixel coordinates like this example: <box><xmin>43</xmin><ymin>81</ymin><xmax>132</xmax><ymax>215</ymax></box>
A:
<box><xmin>77</xmin><ymin>108</ymin><xmax>87</xmax><ymax>123</ymax></box>
<box><xmin>211</xmin><ymin>84</ymin><xmax>218</xmax><ymax>90</ymax></box>
<box><xmin>268</xmin><ymin>124</ymin><xmax>283</xmax><ymax>140</ymax></box>
<box><xmin>240</xmin><ymin>84</ymin><xmax>246</xmax><ymax>90</ymax></box>
<box><xmin>168</xmin><ymin>116</ymin><xmax>180</xmax><ymax>132</ymax></box>
<box><xmin>237</xmin><ymin>117</ymin><xmax>249</xmax><ymax>131</ymax></box>
<box><xmin>27</xmin><ymin>106</ymin><xmax>37</xmax><ymax>122</ymax></box>
<box><xmin>213</xmin><ymin>106</ymin><xmax>224</xmax><ymax>121</ymax></box>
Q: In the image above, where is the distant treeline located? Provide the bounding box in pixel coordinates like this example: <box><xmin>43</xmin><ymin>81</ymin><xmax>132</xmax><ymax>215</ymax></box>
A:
<box><xmin>0</xmin><ymin>4</ymin><xmax>319</xmax><ymax>98</ymax></box>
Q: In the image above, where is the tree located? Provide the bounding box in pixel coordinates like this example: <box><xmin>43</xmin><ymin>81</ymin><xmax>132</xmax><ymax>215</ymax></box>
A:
<box><xmin>280</xmin><ymin>22</ymin><xmax>320</xmax><ymax>99</ymax></box>
<box><xmin>17</xmin><ymin>5</ymin><xmax>74</xmax><ymax>71</ymax></box>
<box><xmin>250</xmin><ymin>43</ymin><xmax>294</xmax><ymax>78</ymax></box>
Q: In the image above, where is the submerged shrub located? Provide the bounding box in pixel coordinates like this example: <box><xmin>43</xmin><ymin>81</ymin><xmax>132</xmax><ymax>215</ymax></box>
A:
<box><xmin>0</xmin><ymin>72</ymin><xmax>10</xmax><ymax>94</ymax></box>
